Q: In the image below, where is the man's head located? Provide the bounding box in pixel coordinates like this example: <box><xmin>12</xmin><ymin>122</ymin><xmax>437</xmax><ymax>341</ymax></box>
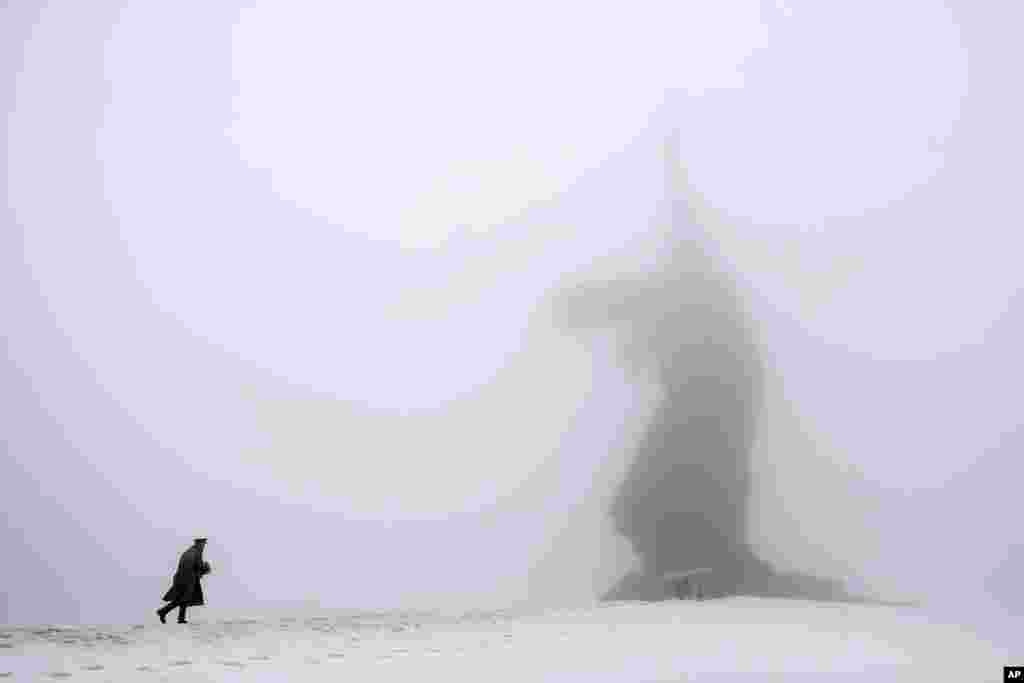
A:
<box><xmin>194</xmin><ymin>538</ymin><xmax>208</xmax><ymax>547</ymax></box>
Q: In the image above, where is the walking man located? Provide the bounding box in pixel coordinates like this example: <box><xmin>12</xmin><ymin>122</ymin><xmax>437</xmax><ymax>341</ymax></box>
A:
<box><xmin>157</xmin><ymin>538</ymin><xmax>211</xmax><ymax>624</ymax></box>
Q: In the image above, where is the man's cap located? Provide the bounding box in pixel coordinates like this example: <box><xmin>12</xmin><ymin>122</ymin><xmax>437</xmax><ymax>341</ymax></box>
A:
<box><xmin>194</xmin><ymin>538</ymin><xmax>208</xmax><ymax>543</ymax></box>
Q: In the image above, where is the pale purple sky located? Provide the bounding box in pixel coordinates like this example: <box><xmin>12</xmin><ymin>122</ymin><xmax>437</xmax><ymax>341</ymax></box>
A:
<box><xmin>3</xmin><ymin>0</ymin><xmax>1022</xmax><ymax>631</ymax></box>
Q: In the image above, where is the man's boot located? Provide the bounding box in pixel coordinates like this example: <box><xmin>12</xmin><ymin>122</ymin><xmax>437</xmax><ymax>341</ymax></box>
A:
<box><xmin>156</xmin><ymin>608</ymin><xmax>168</xmax><ymax>624</ymax></box>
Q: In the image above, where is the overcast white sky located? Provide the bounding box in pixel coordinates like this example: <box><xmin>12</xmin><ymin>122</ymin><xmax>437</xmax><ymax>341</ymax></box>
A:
<box><xmin>4</xmin><ymin>0</ymin><xmax>1022</xmax><ymax>628</ymax></box>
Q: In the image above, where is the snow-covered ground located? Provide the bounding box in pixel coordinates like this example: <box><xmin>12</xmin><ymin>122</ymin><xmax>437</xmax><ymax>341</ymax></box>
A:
<box><xmin>0</xmin><ymin>598</ymin><xmax>1014</xmax><ymax>681</ymax></box>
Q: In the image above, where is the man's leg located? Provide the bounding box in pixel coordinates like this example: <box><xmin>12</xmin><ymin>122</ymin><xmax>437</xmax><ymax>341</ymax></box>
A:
<box><xmin>176</xmin><ymin>603</ymin><xmax>188</xmax><ymax>623</ymax></box>
<box><xmin>157</xmin><ymin>602</ymin><xmax>172</xmax><ymax>622</ymax></box>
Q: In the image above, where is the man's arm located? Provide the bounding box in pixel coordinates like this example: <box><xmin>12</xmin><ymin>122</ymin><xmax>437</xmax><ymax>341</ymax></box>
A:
<box><xmin>191</xmin><ymin>550</ymin><xmax>208</xmax><ymax>576</ymax></box>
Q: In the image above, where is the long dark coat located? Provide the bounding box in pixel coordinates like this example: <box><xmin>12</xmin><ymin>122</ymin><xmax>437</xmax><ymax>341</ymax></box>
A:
<box><xmin>162</xmin><ymin>545</ymin><xmax>209</xmax><ymax>606</ymax></box>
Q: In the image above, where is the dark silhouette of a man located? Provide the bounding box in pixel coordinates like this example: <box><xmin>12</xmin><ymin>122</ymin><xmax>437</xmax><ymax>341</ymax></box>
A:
<box><xmin>157</xmin><ymin>538</ymin><xmax>211</xmax><ymax>624</ymax></box>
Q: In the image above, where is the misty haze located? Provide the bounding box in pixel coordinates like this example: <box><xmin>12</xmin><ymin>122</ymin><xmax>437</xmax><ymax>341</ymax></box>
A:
<box><xmin>3</xmin><ymin>0</ymin><xmax>1022</xmax><ymax>679</ymax></box>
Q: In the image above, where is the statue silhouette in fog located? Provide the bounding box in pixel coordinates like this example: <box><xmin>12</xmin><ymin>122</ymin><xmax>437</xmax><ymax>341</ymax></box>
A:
<box><xmin>157</xmin><ymin>538</ymin><xmax>211</xmax><ymax>624</ymax></box>
<box><xmin>558</xmin><ymin>118</ymin><xmax>860</xmax><ymax>603</ymax></box>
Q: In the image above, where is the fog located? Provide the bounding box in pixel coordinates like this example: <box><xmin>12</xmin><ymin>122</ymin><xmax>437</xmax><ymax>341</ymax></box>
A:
<box><xmin>3</xmin><ymin>0</ymin><xmax>1022</xmax><ymax>638</ymax></box>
